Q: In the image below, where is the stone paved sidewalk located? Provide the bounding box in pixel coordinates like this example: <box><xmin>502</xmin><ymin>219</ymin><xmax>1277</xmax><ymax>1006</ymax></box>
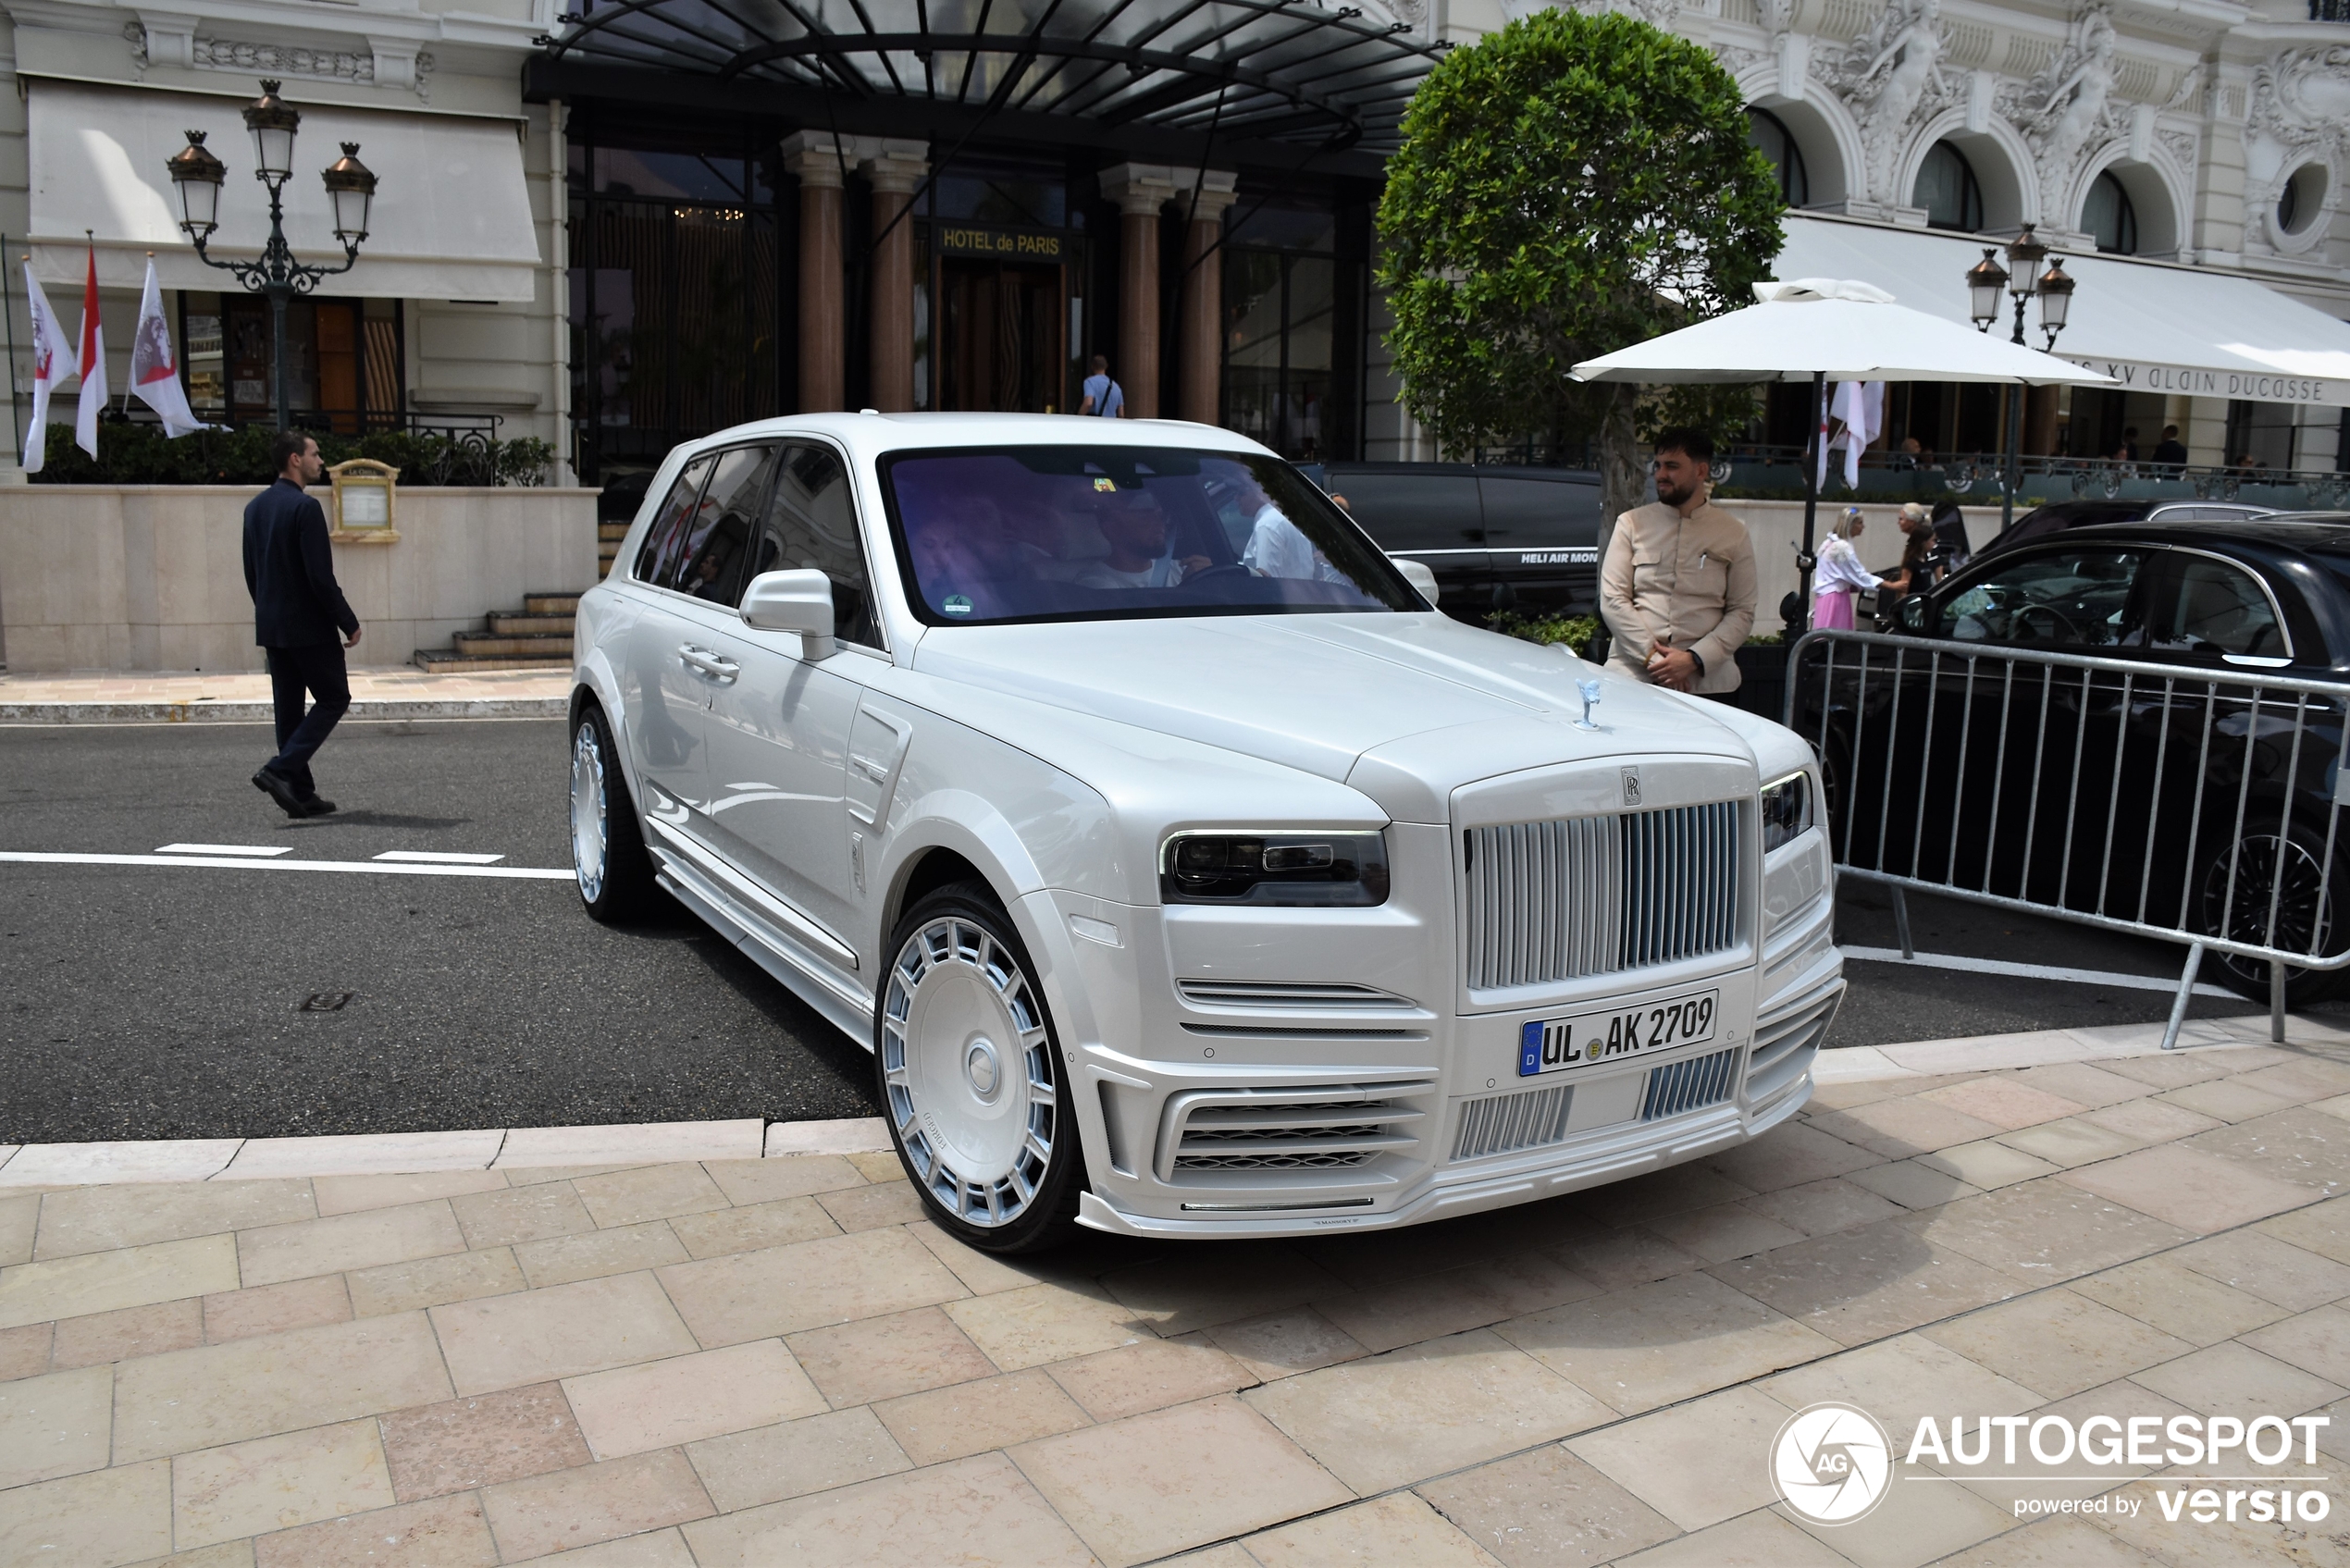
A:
<box><xmin>2</xmin><ymin>1026</ymin><xmax>2346</xmax><ymax>1567</ymax></box>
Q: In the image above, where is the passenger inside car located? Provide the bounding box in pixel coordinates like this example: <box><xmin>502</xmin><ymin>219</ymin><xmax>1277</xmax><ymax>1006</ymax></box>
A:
<box><xmin>1074</xmin><ymin>489</ymin><xmax>1210</xmax><ymax>588</ymax></box>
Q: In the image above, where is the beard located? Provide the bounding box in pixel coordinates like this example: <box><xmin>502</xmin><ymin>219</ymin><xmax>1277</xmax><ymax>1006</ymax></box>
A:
<box><xmin>1655</xmin><ymin>475</ymin><xmax>1700</xmax><ymax>509</ymax></box>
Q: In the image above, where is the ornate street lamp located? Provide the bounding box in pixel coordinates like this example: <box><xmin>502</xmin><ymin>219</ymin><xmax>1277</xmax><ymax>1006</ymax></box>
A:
<box><xmin>165</xmin><ymin>80</ymin><xmax>379</xmax><ymax>432</ymax></box>
<box><xmin>1963</xmin><ymin>226</ymin><xmax>2075</xmax><ymax>530</ymax></box>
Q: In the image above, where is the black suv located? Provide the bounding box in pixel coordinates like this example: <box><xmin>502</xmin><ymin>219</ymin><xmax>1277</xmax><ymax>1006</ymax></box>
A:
<box><xmin>1306</xmin><ymin>463</ymin><xmax>1604</xmax><ymax>623</ymax></box>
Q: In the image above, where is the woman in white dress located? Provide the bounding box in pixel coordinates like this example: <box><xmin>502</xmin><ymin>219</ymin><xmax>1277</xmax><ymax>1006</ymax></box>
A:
<box><xmin>1812</xmin><ymin>508</ymin><xmax>1881</xmax><ymax>630</ymax></box>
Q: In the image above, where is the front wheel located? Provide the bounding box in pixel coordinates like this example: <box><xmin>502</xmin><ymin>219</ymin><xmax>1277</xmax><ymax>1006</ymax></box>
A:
<box><xmin>2196</xmin><ymin>821</ymin><xmax>2350</xmax><ymax>1008</ymax></box>
<box><xmin>878</xmin><ymin>883</ymin><xmax>1083</xmax><ymax>1253</ymax></box>
<box><xmin>571</xmin><ymin>700</ymin><xmax>660</xmax><ymax>923</ymax></box>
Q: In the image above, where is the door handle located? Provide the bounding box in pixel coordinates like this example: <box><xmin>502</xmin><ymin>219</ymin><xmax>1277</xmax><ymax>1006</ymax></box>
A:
<box><xmin>676</xmin><ymin>644</ymin><xmax>740</xmax><ymax>684</ymax></box>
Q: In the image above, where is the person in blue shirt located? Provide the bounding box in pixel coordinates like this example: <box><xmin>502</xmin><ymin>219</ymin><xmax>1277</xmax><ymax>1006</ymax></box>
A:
<box><xmin>242</xmin><ymin>431</ymin><xmax>361</xmax><ymax>818</ymax></box>
<box><xmin>1079</xmin><ymin>355</ymin><xmax>1123</xmax><ymax>417</ymax></box>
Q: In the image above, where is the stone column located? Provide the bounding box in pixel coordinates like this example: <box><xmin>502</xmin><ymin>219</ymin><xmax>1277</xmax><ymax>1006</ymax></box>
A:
<box><xmin>782</xmin><ymin>130</ymin><xmax>847</xmax><ymax>413</ymax></box>
<box><xmin>861</xmin><ymin>141</ymin><xmax>929</xmax><ymax>414</ymax></box>
<box><xmin>1099</xmin><ymin>164</ymin><xmax>1182</xmax><ymax>420</ymax></box>
<box><xmin>1175</xmin><ymin>173</ymin><xmax>1239</xmax><ymax>426</ymax></box>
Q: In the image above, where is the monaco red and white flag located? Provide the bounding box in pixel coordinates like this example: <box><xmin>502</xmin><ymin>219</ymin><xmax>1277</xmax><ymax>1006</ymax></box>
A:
<box><xmin>20</xmin><ymin>261</ymin><xmax>75</xmax><ymax>473</ymax></box>
<box><xmin>71</xmin><ymin>241</ymin><xmax>105</xmax><ymax>461</ymax></box>
<box><xmin>130</xmin><ymin>258</ymin><xmax>203</xmax><ymax>437</ymax></box>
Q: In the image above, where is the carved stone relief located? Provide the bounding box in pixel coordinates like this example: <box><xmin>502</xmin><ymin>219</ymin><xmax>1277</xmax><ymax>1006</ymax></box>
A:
<box><xmin>124</xmin><ymin>21</ymin><xmax>436</xmax><ymax>99</ymax></box>
<box><xmin>1997</xmin><ymin>5</ymin><xmax>2123</xmax><ymax>221</ymax></box>
<box><xmin>1821</xmin><ymin>0</ymin><xmax>1956</xmax><ymax>203</ymax></box>
<box><xmin>2244</xmin><ymin>45</ymin><xmax>2350</xmax><ymax>253</ymax></box>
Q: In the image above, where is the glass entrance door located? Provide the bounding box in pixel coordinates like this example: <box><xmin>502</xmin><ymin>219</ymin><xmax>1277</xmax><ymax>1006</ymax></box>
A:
<box><xmin>938</xmin><ymin>260</ymin><xmax>1065</xmax><ymax>414</ymax></box>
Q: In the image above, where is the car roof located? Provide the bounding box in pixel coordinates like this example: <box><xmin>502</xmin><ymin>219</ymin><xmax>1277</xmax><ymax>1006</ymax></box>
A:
<box><xmin>671</xmin><ymin>411</ymin><xmax>1276</xmax><ymax>465</ymax></box>
<box><xmin>2059</xmin><ymin>518</ymin><xmax>2350</xmax><ymax>552</ymax></box>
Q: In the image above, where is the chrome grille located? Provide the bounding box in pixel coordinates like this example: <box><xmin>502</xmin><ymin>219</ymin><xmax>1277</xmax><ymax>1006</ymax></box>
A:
<box><xmin>1451</xmin><ymin>1083</ymin><xmax>1574</xmax><ymax>1162</ymax></box>
<box><xmin>1464</xmin><ymin>801</ymin><xmax>1741</xmax><ymax>989</ymax></box>
<box><xmin>1640</xmin><ymin>1047</ymin><xmax>1741</xmax><ymax>1120</ymax></box>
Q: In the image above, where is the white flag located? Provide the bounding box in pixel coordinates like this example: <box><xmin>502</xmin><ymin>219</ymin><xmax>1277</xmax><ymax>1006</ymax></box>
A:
<box><xmin>1824</xmin><ymin>379</ymin><xmax>1886</xmax><ymax>491</ymax></box>
<box><xmin>20</xmin><ymin>263</ymin><xmax>75</xmax><ymax>473</ymax></box>
<box><xmin>71</xmin><ymin>243</ymin><xmax>105</xmax><ymax>462</ymax></box>
<box><xmin>130</xmin><ymin>259</ymin><xmax>204</xmax><ymax>437</ymax></box>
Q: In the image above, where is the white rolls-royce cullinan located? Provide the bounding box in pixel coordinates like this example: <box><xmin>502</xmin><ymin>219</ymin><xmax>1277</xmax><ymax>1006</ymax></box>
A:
<box><xmin>568</xmin><ymin>414</ymin><xmax>1844</xmax><ymax>1253</ymax></box>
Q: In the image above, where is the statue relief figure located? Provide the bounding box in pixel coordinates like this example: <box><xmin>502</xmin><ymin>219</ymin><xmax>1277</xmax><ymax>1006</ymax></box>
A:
<box><xmin>1830</xmin><ymin>0</ymin><xmax>1950</xmax><ymax>202</ymax></box>
<box><xmin>2021</xmin><ymin>7</ymin><xmax>2121</xmax><ymax>214</ymax></box>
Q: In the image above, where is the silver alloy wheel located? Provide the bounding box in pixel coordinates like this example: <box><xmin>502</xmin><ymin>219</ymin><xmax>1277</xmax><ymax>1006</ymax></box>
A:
<box><xmin>571</xmin><ymin>722</ymin><xmax>610</xmax><ymax>904</ymax></box>
<box><xmin>882</xmin><ymin>915</ymin><xmax>1057</xmax><ymax>1228</ymax></box>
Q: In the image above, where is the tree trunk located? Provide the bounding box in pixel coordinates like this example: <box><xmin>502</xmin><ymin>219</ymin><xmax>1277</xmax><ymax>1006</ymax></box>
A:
<box><xmin>1596</xmin><ymin>383</ymin><xmax>1644</xmax><ymax>560</ymax></box>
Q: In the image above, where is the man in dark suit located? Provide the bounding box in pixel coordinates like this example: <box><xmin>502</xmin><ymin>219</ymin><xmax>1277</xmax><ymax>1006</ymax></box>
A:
<box><xmin>243</xmin><ymin>431</ymin><xmax>362</xmax><ymax>817</ymax></box>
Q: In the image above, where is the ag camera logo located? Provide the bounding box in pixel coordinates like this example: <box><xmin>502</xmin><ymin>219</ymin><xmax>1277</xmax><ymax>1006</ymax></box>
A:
<box><xmin>1772</xmin><ymin>1402</ymin><xmax>1894</xmax><ymax>1525</ymax></box>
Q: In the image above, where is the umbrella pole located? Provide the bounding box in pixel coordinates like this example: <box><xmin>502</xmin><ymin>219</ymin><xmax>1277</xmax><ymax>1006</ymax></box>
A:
<box><xmin>1796</xmin><ymin>369</ymin><xmax>1824</xmax><ymax>636</ymax></box>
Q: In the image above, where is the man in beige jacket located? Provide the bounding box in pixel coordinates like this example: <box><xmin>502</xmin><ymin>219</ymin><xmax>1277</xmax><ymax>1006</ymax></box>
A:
<box><xmin>1600</xmin><ymin>427</ymin><xmax>1757</xmax><ymax>696</ymax></box>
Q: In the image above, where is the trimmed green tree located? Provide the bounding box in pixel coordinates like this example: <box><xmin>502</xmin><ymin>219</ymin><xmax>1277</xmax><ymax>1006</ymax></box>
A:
<box><xmin>1377</xmin><ymin>9</ymin><xmax>1787</xmax><ymax>523</ymax></box>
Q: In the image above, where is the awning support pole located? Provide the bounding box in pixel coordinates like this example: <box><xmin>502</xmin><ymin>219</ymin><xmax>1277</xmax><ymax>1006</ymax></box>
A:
<box><xmin>1796</xmin><ymin>368</ymin><xmax>1824</xmax><ymax>634</ymax></box>
<box><xmin>2001</xmin><ymin>377</ymin><xmax>2025</xmax><ymax>534</ymax></box>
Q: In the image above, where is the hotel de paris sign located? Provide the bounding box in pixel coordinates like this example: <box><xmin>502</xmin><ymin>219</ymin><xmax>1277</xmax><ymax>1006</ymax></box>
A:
<box><xmin>933</xmin><ymin>224</ymin><xmax>1071</xmax><ymax>264</ymax></box>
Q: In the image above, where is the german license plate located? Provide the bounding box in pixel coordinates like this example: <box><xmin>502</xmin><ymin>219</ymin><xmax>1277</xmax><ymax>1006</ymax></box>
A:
<box><xmin>1518</xmin><ymin>990</ymin><xmax>1720</xmax><ymax>1078</ymax></box>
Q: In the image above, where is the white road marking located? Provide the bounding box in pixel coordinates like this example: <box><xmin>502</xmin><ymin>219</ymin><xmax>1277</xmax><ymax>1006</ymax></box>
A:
<box><xmin>374</xmin><ymin>850</ymin><xmax>507</xmax><ymax>864</ymax></box>
<box><xmin>1843</xmin><ymin>946</ymin><xmax>2237</xmax><ymax>997</ymax></box>
<box><xmin>156</xmin><ymin>843</ymin><xmax>293</xmax><ymax>857</ymax></box>
<box><xmin>0</xmin><ymin>851</ymin><xmax>573</xmax><ymax>881</ymax></box>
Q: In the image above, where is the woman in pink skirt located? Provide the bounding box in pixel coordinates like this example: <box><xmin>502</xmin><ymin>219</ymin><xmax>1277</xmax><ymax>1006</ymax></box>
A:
<box><xmin>1812</xmin><ymin>508</ymin><xmax>1879</xmax><ymax>630</ymax></box>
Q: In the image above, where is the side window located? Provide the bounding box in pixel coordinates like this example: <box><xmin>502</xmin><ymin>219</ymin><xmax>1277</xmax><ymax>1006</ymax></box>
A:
<box><xmin>673</xmin><ymin>445</ymin><xmax>776</xmax><ymax>604</ymax></box>
<box><xmin>2155</xmin><ymin>558</ymin><xmax>2286</xmax><ymax>658</ymax></box>
<box><xmin>1322</xmin><ymin>472</ymin><xmax>1483</xmax><ymax>550</ymax></box>
<box><xmin>1941</xmin><ymin>549</ymin><xmax>2153</xmax><ymax>648</ymax></box>
<box><xmin>632</xmin><ymin>454</ymin><xmax>714</xmax><ymax>586</ymax></box>
<box><xmin>753</xmin><ymin>443</ymin><xmax>881</xmax><ymax>648</ymax></box>
<box><xmin>1478</xmin><ymin>476</ymin><xmax>1602</xmax><ymax>551</ymax></box>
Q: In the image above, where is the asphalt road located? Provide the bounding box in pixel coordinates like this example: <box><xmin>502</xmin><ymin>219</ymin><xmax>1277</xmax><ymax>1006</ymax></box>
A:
<box><xmin>0</xmin><ymin>717</ymin><xmax>2271</xmax><ymax>1143</ymax></box>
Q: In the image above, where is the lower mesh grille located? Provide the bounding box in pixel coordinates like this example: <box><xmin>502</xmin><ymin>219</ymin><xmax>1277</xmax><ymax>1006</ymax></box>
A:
<box><xmin>1156</xmin><ymin>1082</ymin><xmax>1432</xmax><ymax>1181</ymax></box>
<box><xmin>1640</xmin><ymin>1048</ymin><xmax>1741</xmax><ymax>1120</ymax></box>
<box><xmin>1452</xmin><ymin>1083</ymin><xmax>1574</xmax><ymax>1162</ymax></box>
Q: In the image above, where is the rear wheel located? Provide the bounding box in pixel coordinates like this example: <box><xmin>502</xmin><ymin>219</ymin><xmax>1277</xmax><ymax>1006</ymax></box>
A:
<box><xmin>877</xmin><ymin>883</ymin><xmax>1083</xmax><ymax>1253</ymax></box>
<box><xmin>571</xmin><ymin>700</ymin><xmax>659</xmax><ymax>923</ymax></box>
<box><xmin>2195</xmin><ymin>821</ymin><xmax>2349</xmax><ymax>1007</ymax></box>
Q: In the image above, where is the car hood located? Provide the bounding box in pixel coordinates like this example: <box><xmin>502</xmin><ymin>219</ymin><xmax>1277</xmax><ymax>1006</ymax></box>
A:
<box><xmin>909</xmin><ymin>612</ymin><xmax>1756</xmax><ymax>811</ymax></box>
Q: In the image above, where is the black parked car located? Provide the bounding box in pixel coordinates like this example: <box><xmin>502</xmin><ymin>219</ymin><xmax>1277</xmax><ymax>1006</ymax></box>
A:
<box><xmin>1793</xmin><ymin>518</ymin><xmax>2350</xmax><ymax>1004</ymax></box>
<box><xmin>1976</xmin><ymin>497</ymin><xmax>2274</xmax><ymax>562</ymax></box>
<box><xmin>1306</xmin><ymin>463</ymin><xmax>1604</xmax><ymax>623</ymax></box>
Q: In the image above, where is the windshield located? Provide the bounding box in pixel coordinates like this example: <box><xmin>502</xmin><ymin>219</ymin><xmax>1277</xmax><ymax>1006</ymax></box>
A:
<box><xmin>881</xmin><ymin>446</ymin><xmax>1419</xmax><ymax>625</ymax></box>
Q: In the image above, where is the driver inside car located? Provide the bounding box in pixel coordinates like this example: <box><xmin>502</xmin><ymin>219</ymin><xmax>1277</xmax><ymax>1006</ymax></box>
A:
<box><xmin>1074</xmin><ymin>488</ymin><xmax>1210</xmax><ymax>589</ymax></box>
<box><xmin>906</xmin><ymin>495</ymin><xmax>1033</xmax><ymax>618</ymax></box>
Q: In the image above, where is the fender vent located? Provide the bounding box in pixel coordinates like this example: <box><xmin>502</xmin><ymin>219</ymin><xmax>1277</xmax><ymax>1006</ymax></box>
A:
<box><xmin>1156</xmin><ymin>1082</ymin><xmax>1433</xmax><ymax>1179</ymax></box>
<box><xmin>1176</xmin><ymin>980</ymin><xmax>1416</xmax><ymax>1010</ymax></box>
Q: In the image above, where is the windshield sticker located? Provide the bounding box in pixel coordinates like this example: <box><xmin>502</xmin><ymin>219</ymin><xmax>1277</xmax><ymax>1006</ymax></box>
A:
<box><xmin>943</xmin><ymin>594</ymin><xmax>974</xmax><ymax>615</ymax></box>
<box><xmin>1094</xmin><ymin>477</ymin><xmax>1118</xmax><ymax>492</ymax></box>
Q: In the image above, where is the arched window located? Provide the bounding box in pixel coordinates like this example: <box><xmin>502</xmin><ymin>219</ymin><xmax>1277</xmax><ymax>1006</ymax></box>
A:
<box><xmin>1748</xmin><ymin>107</ymin><xmax>1809</xmax><ymax>207</ymax></box>
<box><xmin>2084</xmin><ymin>170</ymin><xmax>2138</xmax><ymax>254</ymax></box>
<box><xmin>1913</xmin><ymin>142</ymin><xmax>1984</xmax><ymax>232</ymax></box>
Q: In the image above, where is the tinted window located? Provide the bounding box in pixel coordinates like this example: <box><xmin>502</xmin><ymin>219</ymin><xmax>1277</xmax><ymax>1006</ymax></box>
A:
<box><xmin>674</xmin><ymin>445</ymin><xmax>775</xmax><ymax>602</ymax></box>
<box><xmin>884</xmin><ymin>446</ymin><xmax>1413</xmax><ymax>626</ymax></box>
<box><xmin>1941</xmin><ymin>549</ymin><xmax>2153</xmax><ymax>648</ymax></box>
<box><xmin>2155</xmin><ymin>558</ymin><xmax>2286</xmax><ymax>658</ymax></box>
<box><xmin>750</xmin><ymin>443</ymin><xmax>881</xmax><ymax>648</ymax></box>
<box><xmin>633</xmin><ymin>453</ymin><xmax>714</xmax><ymax>586</ymax></box>
<box><xmin>1322</xmin><ymin>472</ymin><xmax>1483</xmax><ymax>551</ymax></box>
<box><xmin>1479</xmin><ymin>475</ymin><xmax>1602</xmax><ymax>550</ymax></box>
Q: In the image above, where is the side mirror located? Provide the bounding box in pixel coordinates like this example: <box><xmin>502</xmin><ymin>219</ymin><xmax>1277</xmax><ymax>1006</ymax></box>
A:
<box><xmin>1391</xmin><ymin>555</ymin><xmax>1441</xmax><ymax>605</ymax></box>
<box><xmin>741</xmin><ymin>568</ymin><xmax>835</xmax><ymax>661</ymax></box>
<box><xmin>1898</xmin><ymin>595</ymin><xmax>1931</xmax><ymax>634</ymax></box>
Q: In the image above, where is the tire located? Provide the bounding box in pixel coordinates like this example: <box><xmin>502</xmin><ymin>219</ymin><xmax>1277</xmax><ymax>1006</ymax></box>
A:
<box><xmin>877</xmin><ymin>882</ymin><xmax>1084</xmax><ymax>1253</ymax></box>
<box><xmin>570</xmin><ymin>699</ymin><xmax>660</xmax><ymax>924</ymax></box>
<box><xmin>2195</xmin><ymin>821</ymin><xmax>2350</xmax><ymax>1008</ymax></box>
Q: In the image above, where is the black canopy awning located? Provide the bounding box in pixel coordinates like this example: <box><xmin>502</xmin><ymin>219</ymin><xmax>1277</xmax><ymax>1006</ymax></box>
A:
<box><xmin>533</xmin><ymin>0</ymin><xmax>1441</xmax><ymax>162</ymax></box>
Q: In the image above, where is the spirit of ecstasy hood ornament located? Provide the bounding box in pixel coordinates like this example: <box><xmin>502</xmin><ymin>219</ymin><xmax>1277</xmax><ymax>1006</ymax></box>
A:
<box><xmin>1575</xmin><ymin>677</ymin><xmax>1602</xmax><ymax>731</ymax></box>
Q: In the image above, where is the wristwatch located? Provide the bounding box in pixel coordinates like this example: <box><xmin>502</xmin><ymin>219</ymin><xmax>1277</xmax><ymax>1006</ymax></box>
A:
<box><xmin>1689</xmin><ymin>650</ymin><xmax>1706</xmax><ymax>677</ymax></box>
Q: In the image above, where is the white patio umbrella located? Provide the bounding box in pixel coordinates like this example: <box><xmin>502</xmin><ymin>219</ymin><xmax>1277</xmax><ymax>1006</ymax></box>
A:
<box><xmin>1571</xmin><ymin>279</ymin><xmax>2118</xmax><ymax>623</ymax></box>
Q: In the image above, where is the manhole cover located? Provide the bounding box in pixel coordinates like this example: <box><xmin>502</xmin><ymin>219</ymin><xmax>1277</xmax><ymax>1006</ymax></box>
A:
<box><xmin>300</xmin><ymin>992</ymin><xmax>355</xmax><ymax>1012</ymax></box>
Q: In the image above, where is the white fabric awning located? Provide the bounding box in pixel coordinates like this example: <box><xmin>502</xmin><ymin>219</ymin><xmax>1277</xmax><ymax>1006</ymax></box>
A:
<box><xmin>26</xmin><ymin>80</ymin><xmax>541</xmax><ymax>302</ymax></box>
<box><xmin>1777</xmin><ymin>213</ymin><xmax>2350</xmax><ymax>409</ymax></box>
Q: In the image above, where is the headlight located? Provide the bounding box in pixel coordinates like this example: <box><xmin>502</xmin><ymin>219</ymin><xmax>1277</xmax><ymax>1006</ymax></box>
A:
<box><xmin>1160</xmin><ymin>830</ymin><xmax>1391</xmax><ymax>907</ymax></box>
<box><xmin>1761</xmin><ymin>772</ymin><xmax>1813</xmax><ymax>855</ymax></box>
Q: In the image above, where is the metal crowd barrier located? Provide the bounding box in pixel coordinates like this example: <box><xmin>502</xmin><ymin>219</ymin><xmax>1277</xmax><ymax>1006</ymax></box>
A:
<box><xmin>1785</xmin><ymin>628</ymin><xmax>2350</xmax><ymax>1047</ymax></box>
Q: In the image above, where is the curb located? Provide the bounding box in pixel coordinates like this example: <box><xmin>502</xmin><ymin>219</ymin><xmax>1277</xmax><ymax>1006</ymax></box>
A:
<box><xmin>0</xmin><ymin>1116</ymin><xmax>894</xmax><ymax>1187</ymax></box>
<box><xmin>0</xmin><ymin>696</ymin><xmax>569</xmax><ymax>724</ymax></box>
